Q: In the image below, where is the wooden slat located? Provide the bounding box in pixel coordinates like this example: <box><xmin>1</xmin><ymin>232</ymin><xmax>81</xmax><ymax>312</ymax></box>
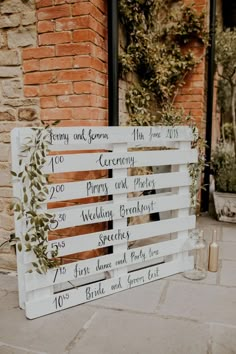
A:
<box><xmin>48</xmin><ymin>193</ymin><xmax>191</xmax><ymax>230</ymax></box>
<box><xmin>25</xmin><ymin>237</ymin><xmax>191</xmax><ymax>291</ymax></box>
<box><xmin>24</xmin><ymin>215</ymin><xmax>196</xmax><ymax>263</ymax></box>
<box><xmin>44</xmin><ymin>149</ymin><xmax>198</xmax><ymax>174</ymax></box>
<box><xmin>11</xmin><ymin>125</ymin><xmax>198</xmax><ymax>319</ymax></box>
<box><xmin>17</xmin><ymin>126</ymin><xmax>195</xmax><ymax>150</ymax></box>
<box><xmin>25</xmin><ymin>256</ymin><xmax>193</xmax><ymax>319</ymax></box>
<box><xmin>11</xmin><ymin>129</ymin><xmax>26</xmax><ymax>309</ymax></box>
<box><xmin>46</xmin><ymin>171</ymin><xmax>191</xmax><ymax>202</ymax></box>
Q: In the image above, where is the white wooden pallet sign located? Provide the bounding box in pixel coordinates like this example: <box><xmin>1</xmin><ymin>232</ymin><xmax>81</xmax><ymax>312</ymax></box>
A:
<box><xmin>11</xmin><ymin>126</ymin><xmax>197</xmax><ymax>319</ymax></box>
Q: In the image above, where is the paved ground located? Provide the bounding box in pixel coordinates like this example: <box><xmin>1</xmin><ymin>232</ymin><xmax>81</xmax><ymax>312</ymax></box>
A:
<box><xmin>0</xmin><ymin>215</ymin><xmax>235</xmax><ymax>354</ymax></box>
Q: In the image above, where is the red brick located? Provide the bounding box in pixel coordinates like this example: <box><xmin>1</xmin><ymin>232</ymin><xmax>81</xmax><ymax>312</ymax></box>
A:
<box><xmin>23</xmin><ymin>59</ymin><xmax>40</xmax><ymax>73</ymax></box>
<box><xmin>73</xmin><ymin>56</ymin><xmax>106</xmax><ymax>73</ymax></box>
<box><xmin>89</xmin><ymin>69</ymin><xmax>107</xmax><ymax>85</ymax></box>
<box><xmin>90</xmin><ymin>0</ymin><xmax>106</xmax><ymax>14</ymax></box>
<box><xmin>72</xmin><ymin>107</ymin><xmax>107</xmax><ymax>120</ymax></box>
<box><xmin>23</xmin><ymin>46</ymin><xmax>55</xmax><ymax>59</ymax></box>
<box><xmin>57</xmin><ymin>94</ymin><xmax>107</xmax><ymax>108</ymax></box>
<box><xmin>57</xmin><ymin>94</ymin><xmax>92</xmax><ymax>107</ymax></box>
<box><xmin>73</xmin><ymin>55</ymin><xmax>92</xmax><ymax>68</ymax></box>
<box><xmin>192</xmin><ymin>81</ymin><xmax>203</xmax><ymax>88</ymax></box>
<box><xmin>40</xmin><ymin>96</ymin><xmax>57</xmax><ymax>108</ymax></box>
<box><xmin>25</xmin><ymin>72</ymin><xmax>56</xmax><ymax>85</ymax></box>
<box><xmin>56</xmin><ymin>43</ymin><xmax>91</xmax><ymax>56</ymax></box>
<box><xmin>24</xmin><ymin>86</ymin><xmax>39</xmax><ymax>97</ymax></box>
<box><xmin>71</xmin><ymin>2</ymin><xmax>91</xmax><ymax>15</ymax></box>
<box><xmin>177</xmin><ymin>101</ymin><xmax>203</xmax><ymax>109</ymax></box>
<box><xmin>57</xmin><ymin>68</ymin><xmax>92</xmax><ymax>81</ymax></box>
<box><xmin>54</xmin><ymin>0</ymin><xmax>65</xmax><ymax>4</ymax></box>
<box><xmin>37</xmin><ymin>4</ymin><xmax>71</xmax><ymax>20</ymax></box>
<box><xmin>39</xmin><ymin>82</ymin><xmax>73</xmax><ymax>96</ymax></box>
<box><xmin>175</xmin><ymin>94</ymin><xmax>203</xmax><ymax>103</ymax></box>
<box><xmin>57</xmin><ymin>68</ymin><xmax>107</xmax><ymax>84</ymax></box>
<box><xmin>35</xmin><ymin>0</ymin><xmax>53</xmax><ymax>9</ymax></box>
<box><xmin>187</xmin><ymin>109</ymin><xmax>204</xmax><ymax>117</ymax></box>
<box><xmin>73</xmin><ymin>81</ymin><xmax>106</xmax><ymax>96</ymax></box>
<box><xmin>192</xmin><ymin>62</ymin><xmax>205</xmax><ymax>74</ymax></box>
<box><xmin>39</xmin><ymin>32</ymin><xmax>71</xmax><ymax>45</ymax></box>
<box><xmin>41</xmin><ymin>108</ymin><xmax>73</xmax><ymax>120</ymax></box>
<box><xmin>189</xmin><ymin>73</ymin><xmax>204</xmax><ymax>81</ymax></box>
<box><xmin>40</xmin><ymin>56</ymin><xmax>73</xmax><ymax>71</ymax></box>
<box><xmin>72</xmin><ymin>3</ymin><xmax>106</xmax><ymax>25</ymax></box>
<box><xmin>72</xmin><ymin>29</ymin><xmax>105</xmax><ymax>48</ymax></box>
<box><xmin>38</xmin><ymin>20</ymin><xmax>55</xmax><ymax>33</ymax></box>
<box><xmin>89</xmin><ymin>16</ymin><xmax>107</xmax><ymax>39</ymax></box>
<box><xmin>55</xmin><ymin>16</ymin><xmax>90</xmax><ymax>31</ymax></box>
<box><xmin>91</xmin><ymin>57</ymin><xmax>107</xmax><ymax>73</ymax></box>
<box><xmin>90</xmin><ymin>95</ymin><xmax>107</xmax><ymax>108</ymax></box>
<box><xmin>180</xmin><ymin>87</ymin><xmax>204</xmax><ymax>95</ymax></box>
<box><xmin>90</xmin><ymin>43</ymin><xmax>107</xmax><ymax>62</ymax></box>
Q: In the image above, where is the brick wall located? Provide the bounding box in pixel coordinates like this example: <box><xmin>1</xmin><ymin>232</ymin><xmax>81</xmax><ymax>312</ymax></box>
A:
<box><xmin>0</xmin><ymin>0</ymin><xmax>108</xmax><ymax>269</ymax></box>
<box><xmin>24</xmin><ymin>0</ymin><xmax>109</xmax><ymax>264</ymax></box>
<box><xmin>0</xmin><ymin>0</ymin><xmax>39</xmax><ymax>270</ymax></box>
<box><xmin>23</xmin><ymin>0</ymin><xmax>108</xmax><ymax>125</ymax></box>
<box><xmin>119</xmin><ymin>0</ymin><xmax>208</xmax><ymax>130</ymax></box>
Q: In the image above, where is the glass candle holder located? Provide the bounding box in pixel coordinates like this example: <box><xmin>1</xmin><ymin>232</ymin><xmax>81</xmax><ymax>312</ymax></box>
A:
<box><xmin>183</xmin><ymin>229</ymin><xmax>208</xmax><ymax>280</ymax></box>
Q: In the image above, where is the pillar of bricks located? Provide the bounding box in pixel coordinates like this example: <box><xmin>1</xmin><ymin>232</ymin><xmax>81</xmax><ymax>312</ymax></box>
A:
<box><xmin>23</xmin><ymin>0</ymin><xmax>108</xmax><ymax>126</ymax></box>
<box><xmin>23</xmin><ymin>0</ymin><xmax>108</xmax><ymax>262</ymax></box>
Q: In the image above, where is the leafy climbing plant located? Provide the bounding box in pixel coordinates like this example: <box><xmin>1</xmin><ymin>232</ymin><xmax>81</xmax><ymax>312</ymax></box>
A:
<box><xmin>119</xmin><ymin>0</ymin><xmax>207</xmax><ymax>209</ymax></box>
<box><xmin>11</xmin><ymin>126</ymin><xmax>59</xmax><ymax>274</ymax></box>
<box><xmin>119</xmin><ymin>0</ymin><xmax>207</xmax><ymax>121</ymax></box>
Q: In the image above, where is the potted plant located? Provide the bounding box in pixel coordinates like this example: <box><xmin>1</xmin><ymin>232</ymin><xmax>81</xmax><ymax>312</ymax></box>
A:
<box><xmin>211</xmin><ymin>142</ymin><xmax>236</xmax><ymax>222</ymax></box>
<box><xmin>211</xmin><ymin>28</ymin><xmax>236</xmax><ymax>222</ymax></box>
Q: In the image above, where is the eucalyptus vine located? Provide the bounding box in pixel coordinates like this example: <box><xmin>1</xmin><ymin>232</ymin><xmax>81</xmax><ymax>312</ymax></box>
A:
<box><xmin>11</xmin><ymin>126</ymin><xmax>59</xmax><ymax>274</ymax></box>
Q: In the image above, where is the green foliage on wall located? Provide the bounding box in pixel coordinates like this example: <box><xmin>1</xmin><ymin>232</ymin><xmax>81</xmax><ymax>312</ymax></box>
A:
<box><xmin>119</xmin><ymin>0</ymin><xmax>207</xmax><ymax>125</ymax></box>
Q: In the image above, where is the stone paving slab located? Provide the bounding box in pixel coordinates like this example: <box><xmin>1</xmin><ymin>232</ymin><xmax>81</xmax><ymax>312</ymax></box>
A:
<box><xmin>221</xmin><ymin>226</ymin><xmax>236</xmax><ymax>242</ymax></box>
<box><xmin>210</xmin><ymin>323</ymin><xmax>236</xmax><ymax>354</ymax></box>
<box><xmin>0</xmin><ymin>216</ymin><xmax>235</xmax><ymax>354</ymax></box>
<box><xmin>158</xmin><ymin>280</ymin><xmax>236</xmax><ymax>326</ymax></box>
<box><xmin>171</xmin><ymin>270</ymin><xmax>218</xmax><ymax>285</ymax></box>
<box><xmin>0</xmin><ymin>271</ymin><xmax>18</xmax><ymax>292</ymax></box>
<box><xmin>220</xmin><ymin>260</ymin><xmax>236</xmax><ymax>287</ymax></box>
<box><xmin>70</xmin><ymin>308</ymin><xmax>210</xmax><ymax>354</ymax></box>
<box><xmin>219</xmin><ymin>241</ymin><xmax>236</xmax><ymax>260</ymax></box>
<box><xmin>0</xmin><ymin>285</ymin><xmax>97</xmax><ymax>354</ymax></box>
<box><xmin>0</xmin><ymin>342</ymin><xmax>45</xmax><ymax>354</ymax></box>
<box><xmin>88</xmin><ymin>279</ymin><xmax>167</xmax><ymax>313</ymax></box>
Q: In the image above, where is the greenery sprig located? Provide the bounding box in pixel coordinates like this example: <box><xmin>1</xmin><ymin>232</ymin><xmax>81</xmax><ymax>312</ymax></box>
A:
<box><xmin>11</xmin><ymin>126</ymin><xmax>59</xmax><ymax>274</ymax></box>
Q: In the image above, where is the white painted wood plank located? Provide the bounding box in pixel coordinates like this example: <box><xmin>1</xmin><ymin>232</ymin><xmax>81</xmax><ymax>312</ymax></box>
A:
<box><xmin>44</xmin><ymin>149</ymin><xmax>198</xmax><ymax>173</ymax></box>
<box><xmin>172</xmin><ymin>141</ymin><xmax>194</xmax><ymax>267</ymax></box>
<box><xmin>48</xmin><ymin>193</ymin><xmax>191</xmax><ymax>230</ymax></box>
<box><xmin>46</xmin><ymin>171</ymin><xmax>191</xmax><ymax>202</ymax></box>
<box><xmin>24</xmin><ymin>215</ymin><xmax>196</xmax><ymax>263</ymax></box>
<box><xmin>18</xmin><ymin>126</ymin><xmax>195</xmax><ymax>148</ymax></box>
<box><xmin>25</xmin><ymin>237</ymin><xmax>190</xmax><ymax>291</ymax></box>
<box><xmin>25</xmin><ymin>256</ymin><xmax>193</xmax><ymax>319</ymax></box>
<box><xmin>11</xmin><ymin>128</ymin><xmax>26</xmax><ymax>309</ymax></box>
